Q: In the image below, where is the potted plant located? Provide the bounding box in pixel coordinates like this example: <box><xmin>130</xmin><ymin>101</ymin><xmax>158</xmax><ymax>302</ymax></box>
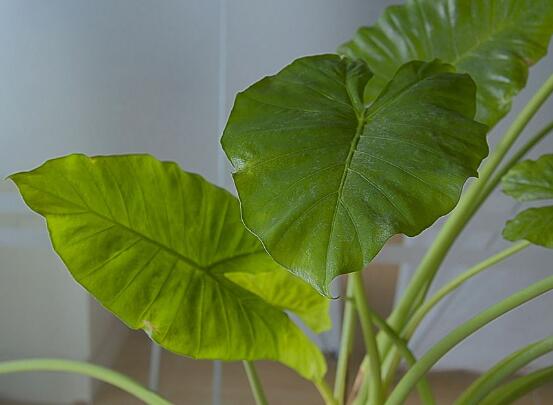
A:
<box><xmin>2</xmin><ymin>0</ymin><xmax>553</xmax><ymax>403</ymax></box>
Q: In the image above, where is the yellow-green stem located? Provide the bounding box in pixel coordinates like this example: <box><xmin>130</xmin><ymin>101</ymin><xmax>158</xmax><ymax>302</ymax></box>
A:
<box><xmin>405</xmin><ymin>241</ymin><xmax>530</xmax><ymax>340</ymax></box>
<box><xmin>334</xmin><ymin>278</ymin><xmax>356</xmax><ymax>404</ymax></box>
<box><xmin>0</xmin><ymin>358</ymin><xmax>171</xmax><ymax>405</ymax></box>
<box><xmin>366</xmin><ymin>307</ymin><xmax>435</xmax><ymax>405</ymax></box>
<box><xmin>315</xmin><ymin>379</ymin><xmax>339</xmax><ymax>405</ymax></box>
<box><xmin>381</xmin><ymin>241</ymin><xmax>530</xmax><ymax>390</ymax></box>
<box><xmin>243</xmin><ymin>361</ymin><xmax>268</xmax><ymax>405</ymax></box>
<box><xmin>455</xmin><ymin>335</ymin><xmax>553</xmax><ymax>405</ymax></box>
<box><xmin>386</xmin><ymin>273</ymin><xmax>553</xmax><ymax>405</ymax></box>
<box><xmin>480</xmin><ymin>365</ymin><xmax>553</xmax><ymax>405</ymax></box>
<box><xmin>352</xmin><ymin>271</ymin><xmax>383</xmax><ymax>404</ymax></box>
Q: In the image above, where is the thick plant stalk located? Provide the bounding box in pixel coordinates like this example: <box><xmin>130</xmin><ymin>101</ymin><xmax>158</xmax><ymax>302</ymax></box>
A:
<box><xmin>385</xmin><ymin>273</ymin><xmax>553</xmax><ymax>405</ymax></box>
<box><xmin>334</xmin><ymin>279</ymin><xmax>356</xmax><ymax>404</ymax></box>
<box><xmin>0</xmin><ymin>358</ymin><xmax>171</xmax><ymax>405</ymax></box>
<box><xmin>480</xmin><ymin>365</ymin><xmax>553</xmax><ymax>405</ymax></box>
<box><xmin>243</xmin><ymin>361</ymin><xmax>268</xmax><ymax>405</ymax></box>
<box><xmin>380</xmin><ymin>241</ymin><xmax>530</xmax><ymax>388</ymax></box>
<box><xmin>455</xmin><ymin>336</ymin><xmax>553</xmax><ymax>405</ymax></box>
<box><xmin>351</xmin><ymin>271</ymin><xmax>383</xmax><ymax>404</ymax></box>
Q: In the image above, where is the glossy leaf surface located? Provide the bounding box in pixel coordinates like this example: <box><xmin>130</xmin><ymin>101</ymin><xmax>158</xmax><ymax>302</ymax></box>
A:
<box><xmin>502</xmin><ymin>155</ymin><xmax>553</xmax><ymax>248</ymax></box>
<box><xmin>10</xmin><ymin>154</ymin><xmax>327</xmax><ymax>380</ymax></box>
<box><xmin>339</xmin><ymin>0</ymin><xmax>553</xmax><ymax>127</ymax></box>
<box><xmin>222</xmin><ymin>55</ymin><xmax>488</xmax><ymax>294</ymax></box>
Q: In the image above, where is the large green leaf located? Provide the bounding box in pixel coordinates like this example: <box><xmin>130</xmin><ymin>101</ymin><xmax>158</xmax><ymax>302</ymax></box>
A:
<box><xmin>339</xmin><ymin>0</ymin><xmax>553</xmax><ymax>127</ymax></box>
<box><xmin>222</xmin><ymin>55</ymin><xmax>488</xmax><ymax>295</ymax></box>
<box><xmin>502</xmin><ymin>155</ymin><xmax>553</xmax><ymax>248</ymax></box>
<box><xmin>10</xmin><ymin>154</ymin><xmax>327</xmax><ymax>380</ymax></box>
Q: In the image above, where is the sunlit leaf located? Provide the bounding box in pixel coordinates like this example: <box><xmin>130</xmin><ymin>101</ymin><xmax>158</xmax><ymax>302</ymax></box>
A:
<box><xmin>222</xmin><ymin>55</ymin><xmax>488</xmax><ymax>294</ymax></box>
<box><xmin>10</xmin><ymin>154</ymin><xmax>327</xmax><ymax>380</ymax></box>
<box><xmin>226</xmin><ymin>267</ymin><xmax>331</xmax><ymax>333</ymax></box>
<box><xmin>339</xmin><ymin>0</ymin><xmax>553</xmax><ymax>127</ymax></box>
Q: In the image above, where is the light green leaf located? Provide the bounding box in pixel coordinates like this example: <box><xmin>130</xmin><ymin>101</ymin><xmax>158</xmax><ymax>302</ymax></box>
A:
<box><xmin>502</xmin><ymin>155</ymin><xmax>553</xmax><ymax>249</ymax></box>
<box><xmin>222</xmin><ymin>55</ymin><xmax>488</xmax><ymax>295</ymax></box>
<box><xmin>10</xmin><ymin>154</ymin><xmax>327</xmax><ymax>380</ymax></box>
<box><xmin>502</xmin><ymin>154</ymin><xmax>553</xmax><ymax>201</ymax></box>
<box><xmin>339</xmin><ymin>0</ymin><xmax>553</xmax><ymax>127</ymax></box>
<box><xmin>226</xmin><ymin>267</ymin><xmax>331</xmax><ymax>333</ymax></box>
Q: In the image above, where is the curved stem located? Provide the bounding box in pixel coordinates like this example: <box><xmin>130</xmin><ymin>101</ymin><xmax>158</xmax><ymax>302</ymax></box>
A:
<box><xmin>475</xmin><ymin>120</ymin><xmax>553</xmax><ymax>209</ymax></box>
<box><xmin>352</xmin><ymin>271</ymin><xmax>383</xmax><ymax>404</ymax></box>
<box><xmin>366</xmin><ymin>307</ymin><xmax>434</xmax><ymax>405</ymax></box>
<box><xmin>334</xmin><ymin>278</ymin><xmax>356</xmax><ymax>404</ymax></box>
<box><xmin>379</xmin><ymin>241</ymin><xmax>530</xmax><ymax>393</ymax></box>
<box><xmin>455</xmin><ymin>336</ymin><xmax>553</xmax><ymax>405</ymax></box>
<box><xmin>404</xmin><ymin>241</ymin><xmax>530</xmax><ymax>341</ymax></box>
<box><xmin>315</xmin><ymin>379</ymin><xmax>339</xmax><ymax>405</ymax></box>
<box><xmin>480</xmin><ymin>365</ymin><xmax>553</xmax><ymax>405</ymax></box>
<box><xmin>0</xmin><ymin>358</ymin><xmax>171</xmax><ymax>405</ymax></box>
<box><xmin>385</xmin><ymin>273</ymin><xmax>553</xmax><ymax>405</ymax></box>
<box><xmin>243</xmin><ymin>361</ymin><xmax>268</xmax><ymax>405</ymax></box>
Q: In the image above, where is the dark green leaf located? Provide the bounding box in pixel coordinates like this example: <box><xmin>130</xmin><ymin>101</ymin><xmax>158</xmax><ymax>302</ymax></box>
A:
<box><xmin>10</xmin><ymin>154</ymin><xmax>327</xmax><ymax>380</ymax></box>
<box><xmin>502</xmin><ymin>155</ymin><xmax>553</xmax><ymax>248</ymax></box>
<box><xmin>222</xmin><ymin>55</ymin><xmax>488</xmax><ymax>295</ymax></box>
<box><xmin>339</xmin><ymin>0</ymin><xmax>553</xmax><ymax>127</ymax></box>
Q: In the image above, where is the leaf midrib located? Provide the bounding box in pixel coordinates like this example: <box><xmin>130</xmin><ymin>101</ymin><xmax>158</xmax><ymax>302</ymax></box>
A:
<box><xmin>324</xmin><ymin>114</ymin><xmax>365</xmax><ymax>283</ymax></box>
<box><xmin>323</xmin><ymin>69</ymin><xmax>427</xmax><ymax>281</ymax></box>
<box><xmin>19</xmin><ymin>181</ymin><xmax>263</xmax><ymax>273</ymax></box>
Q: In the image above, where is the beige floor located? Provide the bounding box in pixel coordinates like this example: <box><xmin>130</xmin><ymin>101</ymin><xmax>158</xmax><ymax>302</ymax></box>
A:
<box><xmin>95</xmin><ymin>331</ymin><xmax>328</xmax><ymax>405</ymax></box>
<box><xmin>2</xmin><ymin>330</ymin><xmax>552</xmax><ymax>404</ymax></box>
<box><xmin>95</xmin><ymin>331</ymin><xmax>553</xmax><ymax>405</ymax></box>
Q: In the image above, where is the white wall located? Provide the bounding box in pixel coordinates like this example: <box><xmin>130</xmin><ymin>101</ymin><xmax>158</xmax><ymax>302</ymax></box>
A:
<box><xmin>0</xmin><ymin>1</ymin><xmax>373</xmax><ymax>402</ymax></box>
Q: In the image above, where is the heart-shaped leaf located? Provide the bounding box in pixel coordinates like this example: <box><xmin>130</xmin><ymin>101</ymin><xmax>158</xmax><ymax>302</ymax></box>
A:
<box><xmin>10</xmin><ymin>154</ymin><xmax>328</xmax><ymax>380</ymax></box>
<box><xmin>502</xmin><ymin>154</ymin><xmax>553</xmax><ymax>248</ymax></box>
<box><xmin>222</xmin><ymin>55</ymin><xmax>488</xmax><ymax>295</ymax></box>
<box><xmin>339</xmin><ymin>0</ymin><xmax>553</xmax><ymax>127</ymax></box>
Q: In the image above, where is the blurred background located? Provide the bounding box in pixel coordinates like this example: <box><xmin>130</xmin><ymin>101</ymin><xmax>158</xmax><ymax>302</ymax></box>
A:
<box><xmin>1</xmin><ymin>1</ymin><xmax>552</xmax><ymax>404</ymax></box>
